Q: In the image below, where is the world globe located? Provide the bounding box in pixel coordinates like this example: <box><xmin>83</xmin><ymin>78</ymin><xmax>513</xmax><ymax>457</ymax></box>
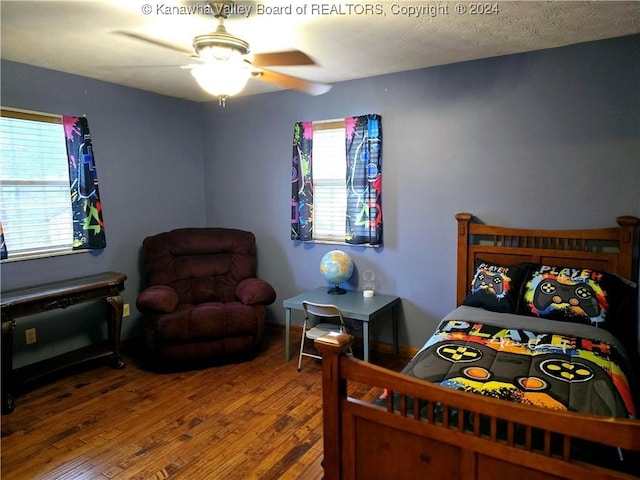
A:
<box><xmin>320</xmin><ymin>250</ymin><xmax>354</xmax><ymax>294</ymax></box>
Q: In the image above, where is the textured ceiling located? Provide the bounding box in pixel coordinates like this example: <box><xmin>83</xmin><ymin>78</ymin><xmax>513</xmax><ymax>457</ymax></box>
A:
<box><xmin>1</xmin><ymin>1</ymin><xmax>639</xmax><ymax>102</ymax></box>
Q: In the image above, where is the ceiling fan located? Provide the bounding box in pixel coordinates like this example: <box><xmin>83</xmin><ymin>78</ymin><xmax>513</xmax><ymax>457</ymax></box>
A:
<box><xmin>116</xmin><ymin>1</ymin><xmax>332</xmax><ymax>105</ymax></box>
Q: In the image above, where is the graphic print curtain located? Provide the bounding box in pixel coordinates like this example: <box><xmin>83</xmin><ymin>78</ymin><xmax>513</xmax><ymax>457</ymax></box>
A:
<box><xmin>345</xmin><ymin>114</ymin><xmax>382</xmax><ymax>245</ymax></box>
<box><xmin>0</xmin><ymin>221</ymin><xmax>7</xmax><ymax>260</ymax></box>
<box><xmin>291</xmin><ymin>121</ymin><xmax>314</xmax><ymax>241</ymax></box>
<box><xmin>290</xmin><ymin>114</ymin><xmax>382</xmax><ymax>245</ymax></box>
<box><xmin>63</xmin><ymin>116</ymin><xmax>106</xmax><ymax>250</ymax></box>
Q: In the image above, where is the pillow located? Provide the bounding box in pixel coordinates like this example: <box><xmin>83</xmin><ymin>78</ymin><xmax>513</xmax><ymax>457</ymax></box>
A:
<box><xmin>463</xmin><ymin>259</ymin><xmax>530</xmax><ymax>313</ymax></box>
<box><xmin>519</xmin><ymin>264</ymin><xmax>635</xmax><ymax>330</ymax></box>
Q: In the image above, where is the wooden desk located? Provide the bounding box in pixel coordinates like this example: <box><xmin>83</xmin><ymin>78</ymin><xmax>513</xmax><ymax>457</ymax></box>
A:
<box><xmin>283</xmin><ymin>287</ymin><xmax>401</xmax><ymax>363</ymax></box>
<box><xmin>1</xmin><ymin>271</ymin><xmax>127</xmax><ymax>413</ymax></box>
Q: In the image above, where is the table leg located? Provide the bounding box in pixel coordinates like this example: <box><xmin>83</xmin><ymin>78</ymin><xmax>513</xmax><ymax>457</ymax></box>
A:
<box><xmin>106</xmin><ymin>295</ymin><xmax>126</xmax><ymax>369</ymax></box>
<box><xmin>363</xmin><ymin>321</ymin><xmax>370</xmax><ymax>362</ymax></box>
<box><xmin>285</xmin><ymin>307</ymin><xmax>291</xmax><ymax>361</ymax></box>
<box><xmin>1</xmin><ymin>314</ymin><xmax>16</xmax><ymax>413</ymax></box>
<box><xmin>392</xmin><ymin>305</ymin><xmax>399</xmax><ymax>357</ymax></box>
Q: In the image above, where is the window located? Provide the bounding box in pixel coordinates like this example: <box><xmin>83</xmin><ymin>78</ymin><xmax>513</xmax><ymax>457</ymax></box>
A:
<box><xmin>0</xmin><ymin>108</ymin><xmax>73</xmax><ymax>260</ymax></box>
<box><xmin>311</xmin><ymin>120</ymin><xmax>347</xmax><ymax>242</ymax></box>
<box><xmin>291</xmin><ymin>114</ymin><xmax>383</xmax><ymax>246</ymax></box>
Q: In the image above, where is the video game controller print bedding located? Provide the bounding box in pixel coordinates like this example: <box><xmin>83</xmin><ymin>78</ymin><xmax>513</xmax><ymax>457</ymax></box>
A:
<box><xmin>462</xmin><ymin>260</ymin><xmax>530</xmax><ymax>314</ymax></box>
<box><xmin>532</xmin><ymin>278</ymin><xmax>599</xmax><ymax>317</ymax></box>
<box><xmin>522</xmin><ymin>265</ymin><xmax>624</xmax><ymax>326</ymax></box>
<box><xmin>396</xmin><ymin>317</ymin><xmax>636</xmax><ymax>418</ymax></box>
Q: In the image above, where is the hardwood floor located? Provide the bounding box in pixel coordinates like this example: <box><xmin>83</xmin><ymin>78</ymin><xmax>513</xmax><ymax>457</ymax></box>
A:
<box><xmin>1</xmin><ymin>325</ymin><xmax>407</xmax><ymax>480</ymax></box>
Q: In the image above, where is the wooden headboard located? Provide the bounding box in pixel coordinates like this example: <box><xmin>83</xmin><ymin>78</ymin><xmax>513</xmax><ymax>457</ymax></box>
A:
<box><xmin>455</xmin><ymin>213</ymin><xmax>639</xmax><ymax>306</ymax></box>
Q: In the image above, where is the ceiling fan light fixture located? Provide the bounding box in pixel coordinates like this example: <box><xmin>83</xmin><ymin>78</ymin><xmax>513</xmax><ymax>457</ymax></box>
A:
<box><xmin>197</xmin><ymin>44</ymin><xmax>243</xmax><ymax>62</ymax></box>
<box><xmin>190</xmin><ymin>58</ymin><xmax>251</xmax><ymax>101</ymax></box>
<box><xmin>193</xmin><ymin>30</ymin><xmax>250</xmax><ymax>57</ymax></box>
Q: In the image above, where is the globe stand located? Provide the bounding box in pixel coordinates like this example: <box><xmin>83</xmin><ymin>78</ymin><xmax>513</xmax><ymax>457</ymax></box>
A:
<box><xmin>327</xmin><ymin>284</ymin><xmax>347</xmax><ymax>295</ymax></box>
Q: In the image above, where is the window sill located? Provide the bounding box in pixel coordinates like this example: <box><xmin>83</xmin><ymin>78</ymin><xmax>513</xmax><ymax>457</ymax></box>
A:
<box><xmin>1</xmin><ymin>249</ymin><xmax>87</xmax><ymax>263</ymax></box>
<box><xmin>299</xmin><ymin>239</ymin><xmax>381</xmax><ymax>248</ymax></box>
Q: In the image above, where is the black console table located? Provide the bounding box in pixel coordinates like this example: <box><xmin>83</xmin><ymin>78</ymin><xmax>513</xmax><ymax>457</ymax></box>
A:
<box><xmin>1</xmin><ymin>271</ymin><xmax>127</xmax><ymax>413</ymax></box>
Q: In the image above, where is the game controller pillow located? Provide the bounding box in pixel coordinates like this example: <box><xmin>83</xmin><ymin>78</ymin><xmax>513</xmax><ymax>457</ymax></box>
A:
<box><xmin>520</xmin><ymin>264</ymin><xmax>635</xmax><ymax>329</ymax></box>
<box><xmin>462</xmin><ymin>259</ymin><xmax>529</xmax><ymax>314</ymax></box>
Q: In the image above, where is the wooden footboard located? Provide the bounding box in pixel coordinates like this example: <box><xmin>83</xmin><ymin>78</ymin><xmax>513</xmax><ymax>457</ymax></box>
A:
<box><xmin>316</xmin><ymin>334</ymin><xmax>640</xmax><ymax>480</ymax></box>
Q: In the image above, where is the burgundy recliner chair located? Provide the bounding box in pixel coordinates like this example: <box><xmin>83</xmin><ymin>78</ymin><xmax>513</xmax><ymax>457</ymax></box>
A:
<box><xmin>136</xmin><ymin>228</ymin><xmax>276</xmax><ymax>363</ymax></box>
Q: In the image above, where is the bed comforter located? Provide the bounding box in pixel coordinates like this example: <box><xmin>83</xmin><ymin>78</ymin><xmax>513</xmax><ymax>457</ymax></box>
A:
<box><xmin>395</xmin><ymin>306</ymin><xmax>637</xmax><ymax>418</ymax></box>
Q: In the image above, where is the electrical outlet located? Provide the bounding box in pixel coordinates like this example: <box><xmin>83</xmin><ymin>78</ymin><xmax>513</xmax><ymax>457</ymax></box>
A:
<box><xmin>25</xmin><ymin>328</ymin><xmax>37</xmax><ymax>345</ymax></box>
<box><xmin>123</xmin><ymin>303</ymin><xmax>130</xmax><ymax>317</ymax></box>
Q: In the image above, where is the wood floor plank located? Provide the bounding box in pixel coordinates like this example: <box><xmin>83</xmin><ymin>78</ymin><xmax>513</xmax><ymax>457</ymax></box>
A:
<box><xmin>1</xmin><ymin>325</ymin><xmax>408</xmax><ymax>479</ymax></box>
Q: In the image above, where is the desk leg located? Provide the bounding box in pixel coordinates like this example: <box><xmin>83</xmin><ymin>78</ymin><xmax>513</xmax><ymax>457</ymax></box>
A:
<box><xmin>106</xmin><ymin>295</ymin><xmax>126</xmax><ymax>369</ymax></box>
<box><xmin>392</xmin><ymin>305</ymin><xmax>399</xmax><ymax>357</ymax></box>
<box><xmin>1</xmin><ymin>314</ymin><xmax>16</xmax><ymax>413</ymax></box>
<box><xmin>363</xmin><ymin>322</ymin><xmax>370</xmax><ymax>363</ymax></box>
<box><xmin>285</xmin><ymin>307</ymin><xmax>291</xmax><ymax>361</ymax></box>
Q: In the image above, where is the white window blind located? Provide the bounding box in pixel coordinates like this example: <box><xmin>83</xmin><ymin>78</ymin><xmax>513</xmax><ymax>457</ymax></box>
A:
<box><xmin>0</xmin><ymin>109</ymin><xmax>73</xmax><ymax>259</ymax></box>
<box><xmin>312</xmin><ymin>121</ymin><xmax>346</xmax><ymax>241</ymax></box>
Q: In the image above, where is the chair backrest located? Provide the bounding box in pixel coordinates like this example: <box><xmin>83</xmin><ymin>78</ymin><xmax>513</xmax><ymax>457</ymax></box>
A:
<box><xmin>142</xmin><ymin>227</ymin><xmax>257</xmax><ymax>304</ymax></box>
<box><xmin>302</xmin><ymin>301</ymin><xmax>345</xmax><ymax>326</ymax></box>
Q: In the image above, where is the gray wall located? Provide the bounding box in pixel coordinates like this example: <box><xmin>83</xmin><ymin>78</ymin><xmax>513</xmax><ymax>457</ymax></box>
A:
<box><xmin>202</xmin><ymin>34</ymin><xmax>640</xmax><ymax>348</ymax></box>
<box><xmin>1</xmin><ymin>61</ymin><xmax>206</xmax><ymax>367</ymax></box>
<box><xmin>1</xmin><ymin>34</ymin><xmax>639</xmax><ymax>368</ymax></box>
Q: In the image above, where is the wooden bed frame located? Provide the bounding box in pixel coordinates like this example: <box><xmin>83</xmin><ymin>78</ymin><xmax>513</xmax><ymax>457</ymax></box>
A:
<box><xmin>316</xmin><ymin>213</ymin><xmax>640</xmax><ymax>480</ymax></box>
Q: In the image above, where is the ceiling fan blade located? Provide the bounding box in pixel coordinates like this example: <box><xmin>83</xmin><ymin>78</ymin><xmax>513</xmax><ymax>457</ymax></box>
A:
<box><xmin>251</xmin><ymin>50</ymin><xmax>316</xmax><ymax>67</ymax></box>
<box><xmin>255</xmin><ymin>69</ymin><xmax>332</xmax><ymax>96</ymax></box>
<box><xmin>113</xmin><ymin>30</ymin><xmax>195</xmax><ymax>56</ymax></box>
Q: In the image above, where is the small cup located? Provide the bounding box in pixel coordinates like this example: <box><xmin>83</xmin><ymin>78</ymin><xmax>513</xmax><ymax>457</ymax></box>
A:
<box><xmin>363</xmin><ymin>289</ymin><xmax>374</xmax><ymax>298</ymax></box>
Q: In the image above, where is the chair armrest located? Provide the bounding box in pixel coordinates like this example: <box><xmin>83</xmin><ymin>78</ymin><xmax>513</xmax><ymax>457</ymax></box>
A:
<box><xmin>136</xmin><ymin>285</ymin><xmax>180</xmax><ymax>313</ymax></box>
<box><xmin>236</xmin><ymin>278</ymin><xmax>277</xmax><ymax>306</ymax></box>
